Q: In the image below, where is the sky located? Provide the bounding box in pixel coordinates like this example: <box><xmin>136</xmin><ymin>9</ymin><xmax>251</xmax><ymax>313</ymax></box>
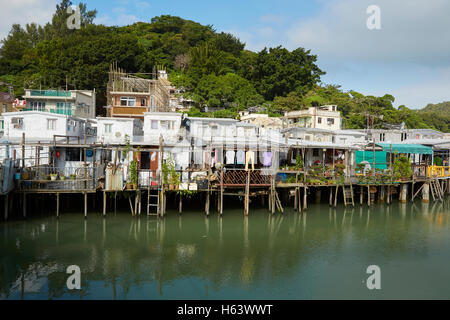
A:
<box><xmin>1</xmin><ymin>0</ymin><xmax>450</xmax><ymax>109</ymax></box>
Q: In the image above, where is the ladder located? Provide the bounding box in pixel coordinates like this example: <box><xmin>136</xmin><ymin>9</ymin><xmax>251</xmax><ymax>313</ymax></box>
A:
<box><xmin>430</xmin><ymin>178</ymin><xmax>443</xmax><ymax>201</ymax></box>
<box><xmin>342</xmin><ymin>183</ymin><xmax>355</xmax><ymax>207</ymax></box>
<box><xmin>147</xmin><ymin>188</ymin><xmax>159</xmax><ymax>215</ymax></box>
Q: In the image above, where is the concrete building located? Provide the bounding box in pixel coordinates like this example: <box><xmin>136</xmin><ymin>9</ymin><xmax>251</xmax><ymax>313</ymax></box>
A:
<box><xmin>22</xmin><ymin>89</ymin><xmax>96</xmax><ymax>119</ymax></box>
<box><xmin>96</xmin><ymin>117</ymin><xmax>143</xmax><ymax>145</ymax></box>
<box><xmin>283</xmin><ymin>105</ymin><xmax>342</xmax><ymax>130</ymax></box>
<box><xmin>239</xmin><ymin>112</ymin><xmax>283</xmax><ymax>130</ymax></box>
<box><xmin>364</xmin><ymin>128</ymin><xmax>446</xmax><ymax>143</ymax></box>
<box><xmin>0</xmin><ymin>92</ymin><xmax>16</xmax><ymax>115</ymax></box>
<box><xmin>106</xmin><ymin>68</ymin><xmax>171</xmax><ymax>119</ymax></box>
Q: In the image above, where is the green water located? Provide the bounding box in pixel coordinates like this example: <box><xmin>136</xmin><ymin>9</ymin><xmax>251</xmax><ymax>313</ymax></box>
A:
<box><xmin>1</xmin><ymin>200</ymin><xmax>450</xmax><ymax>300</ymax></box>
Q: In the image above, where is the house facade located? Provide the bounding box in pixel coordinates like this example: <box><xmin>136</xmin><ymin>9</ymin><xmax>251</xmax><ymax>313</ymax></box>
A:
<box><xmin>0</xmin><ymin>92</ymin><xmax>16</xmax><ymax>116</ymax></box>
<box><xmin>283</xmin><ymin>105</ymin><xmax>342</xmax><ymax>130</ymax></box>
<box><xmin>22</xmin><ymin>89</ymin><xmax>96</xmax><ymax>119</ymax></box>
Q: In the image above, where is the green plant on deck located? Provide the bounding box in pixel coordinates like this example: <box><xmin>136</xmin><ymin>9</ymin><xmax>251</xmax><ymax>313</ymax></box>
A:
<box><xmin>295</xmin><ymin>155</ymin><xmax>303</xmax><ymax>170</ymax></box>
<box><xmin>393</xmin><ymin>154</ymin><xmax>412</xmax><ymax>180</ymax></box>
<box><xmin>177</xmin><ymin>189</ymin><xmax>197</xmax><ymax>198</ymax></box>
<box><xmin>123</xmin><ymin>134</ymin><xmax>131</xmax><ymax>161</ymax></box>
<box><xmin>434</xmin><ymin>156</ymin><xmax>443</xmax><ymax>166</ymax></box>
<box><xmin>286</xmin><ymin>175</ymin><xmax>297</xmax><ymax>183</ymax></box>
<box><xmin>129</xmin><ymin>159</ymin><xmax>138</xmax><ymax>186</ymax></box>
<box><xmin>162</xmin><ymin>157</ymin><xmax>178</xmax><ymax>186</ymax></box>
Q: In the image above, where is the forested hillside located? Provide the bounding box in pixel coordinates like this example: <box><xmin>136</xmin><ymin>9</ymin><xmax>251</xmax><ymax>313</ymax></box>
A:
<box><xmin>0</xmin><ymin>0</ymin><xmax>448</xmax><ymax>131</ymax></box>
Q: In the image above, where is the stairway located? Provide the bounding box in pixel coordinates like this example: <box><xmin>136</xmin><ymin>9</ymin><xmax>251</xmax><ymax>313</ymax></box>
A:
<box><xmin>147</xmin><ymin>188</ymin><xmax>160</xmax><ymax>215</ymax></box>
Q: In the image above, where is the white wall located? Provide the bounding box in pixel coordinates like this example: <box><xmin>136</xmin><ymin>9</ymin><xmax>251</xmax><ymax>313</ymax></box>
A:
<box><xmin>1</xmin><ymin>112</ymin><xmax>85</xmax><ymax>142</ymax></box>
<box><xmin>97</xmin><ymin>117</ymin><xmax>142</xmax><ymax>144</ymax></box>
<box><xmin>143</xmin><ymin>113</ymin><xmax>182</xmax><ymax>145</ymax></box>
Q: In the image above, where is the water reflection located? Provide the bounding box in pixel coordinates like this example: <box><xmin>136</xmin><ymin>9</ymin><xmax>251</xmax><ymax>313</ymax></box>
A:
<box><xmin>1</xmin><ymin>200</ymin><xmax>450</xmax><ymax>299</ymax></box>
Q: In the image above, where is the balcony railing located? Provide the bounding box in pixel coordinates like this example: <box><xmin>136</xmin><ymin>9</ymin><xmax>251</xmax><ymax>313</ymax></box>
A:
<box><xmin>17</xmin><ymin>165</ymin><xmax>102</xmax><ymax>192</ymax></box>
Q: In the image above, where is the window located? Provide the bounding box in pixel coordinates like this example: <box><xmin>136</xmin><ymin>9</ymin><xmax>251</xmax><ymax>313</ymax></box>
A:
<box><xmin>140</xmin><ymin>98</ymin><xmax>147</xmax><ymax>106</ymax></box>
<box><xmin>160</xmin><ymin>120</ymin><xmax>167</xmax><ymax>129</ymax></box>
<box><xmin>30</xmin><ymin>101</ymin><xmax>46</xmax><ymax>111</ymax></box>
<box><xmin>56</xmin><ymin>102</ymin><xmax>71</xmax><ymax>115</ymax></box>
<box><xmin>327</xmin><ymin>118</ymin><xmax>335</xmax><ymax>125</ymax></box>
<box><xmin>120</xmin><ymin>97</ymin><xmax>136</xmax><ymax>106</ymax></box>
<box><xmin>313</xmin><ymin>148</ymin><xmax>319</xmax><ymax>157</ymax></box>
<box><xmin>317</xmin><ymin>117</ymin><xmax>322</xmax><ymax>124</ymax></box>
<box><xmin>65</xmin><ymin>148</ymin><xmax>81</xmax><ymax>161</ymax></box>
<box><xmin>168</xmin><ymin>121</ymin><xmax>175</xmax><ymax>130</ymax></box>
<box><xmin>11</xmin><ymin>117</ymin><xmax>23</xmax><ymax>129</ymax></box>
<box><xmin>151</xmin><ymin>120</ymin><xmax>158</xmax><ymax>129</ymax></box>
<box><xmin>104</xmin><ymin>124</ymin><xmax>112</xmax><ymax>133</ymax></box>
<box><xmin>380</xmin><ymin>133</ymin><xmax>385</xmax><ymax>141</ymax></box>
<box><xmin>401</xmin><ymin>133</ymin><xmax>407</xmax><ymax>141</ymax></box>
<box><xmin>0</xmin><ymin>120</ymin><xmax>4</xmax><ymax>129</ymax></box>
<box><xmin>47</xmin><ymin>119</ymin><xmax>57</xmax><ymax>130</ymax></box>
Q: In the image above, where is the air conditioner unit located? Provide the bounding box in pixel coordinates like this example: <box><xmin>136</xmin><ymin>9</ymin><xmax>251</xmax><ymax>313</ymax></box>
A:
<box><xmin>115</xmin><ymin>132</ymin><xmax>122</xmax><ymax>138</ymax></box>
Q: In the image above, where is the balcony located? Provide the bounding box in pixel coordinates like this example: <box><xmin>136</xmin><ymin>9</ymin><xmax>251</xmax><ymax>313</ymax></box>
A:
<box><xmin>29</xmin><ymin>90</ymin><xmax>71</xmax><ymax>97</ymax></box>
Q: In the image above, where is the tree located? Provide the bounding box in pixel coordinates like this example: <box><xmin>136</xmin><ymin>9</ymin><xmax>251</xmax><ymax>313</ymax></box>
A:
<box><xmin>250</xmin><ymin>46</ymin><xmax>325</xmax><ymax>101</ymax></box>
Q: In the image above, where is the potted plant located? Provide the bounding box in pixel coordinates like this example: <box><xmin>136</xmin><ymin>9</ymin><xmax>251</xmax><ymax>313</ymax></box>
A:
<box><xmin>129</xmin><ymin>159</ymin><xmax>138</xmax><ymax>189</ymax></box>
<box><xmin>393</xmin><ymin>154</ymin><xmax>412</xmax><ymax>181</ymax></box>
<box><xmin>70</xmin><ymin>174</ymin><xmax>76</xmax><ymax>180</ymax></box>
<box><xmin>50</xmin><ymin>173</ymin><xmax>58</xmax><ymax>181</ymax></box>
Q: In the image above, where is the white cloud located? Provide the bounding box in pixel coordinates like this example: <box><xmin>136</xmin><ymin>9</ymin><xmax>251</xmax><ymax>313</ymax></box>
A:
<box><xmin>0</xmin><ymin>0</ymin><xmax>57</xmax><ymax>40</ymax></box>
<box><xmin>287</xmin><ymin>0</ymin><xmax>450</xmax><ymax>66</ymax></box>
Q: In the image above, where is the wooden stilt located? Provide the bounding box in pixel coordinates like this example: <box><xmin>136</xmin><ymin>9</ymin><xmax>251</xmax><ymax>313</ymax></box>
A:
<box><xmin>56</xmin><ymin>193</ymin><xmax>60</xmax><ymax>218</ymax></box>
<box><xmin>4</xmin><ymin>194</ymin><xmax>9</xmax><ymax>221</ymax></box>
<box><xmin>179</xmin><ymin>194</ymin><xmax>183</xmax><ymax>214</ymax></box>
<box><xmin>360</xmin><ymin>186</ymin><xmax>363</xmax><ymax>205</ymax></box>
<box><xmin>298</xmin><ymin>187</ymin><xmax>302</xmax><ymax>214</ymax></box>
<box><xmin>329</xmin><ymin>187</ymin><xmax>333</xmax><ymax>207</ymax></box>
<box><xmin>303</xmin><ymin>186</ymin><xmax>307</xmax><ymax>210</ymax></box>
<box><xmin>103</xmin><ymin>191</ymin><xmax>107</xmax><ymax>216</ymax></box>
<box><xmin>22</xmin><ymin>193</ymin><xmax>26</xmax><ymax>218</ymax></box>
<box><xmin>220</xmin><ymin>169</ymin><xmax>224</xmax><ymax>216</ymax></box>
<box><xmin>205</xmin><ymin>190</ymin><xmax>210</xmax><ymax>216</ymax></box>
<box><xmin>367</xmin><ymin>186</ymin><xmax>370</xmax><ymax>207</ymax></box>
<box><xmin>244</xmin><ymin>170</ymin><xmax>250</xmax><ymax>216</ymax></box>
<box><xmin>294</xmin><ymin>188</ymin><xmax>298</xmax><ymax>210</ymax></box>
<box><xmin>128</xmin><ymin>196</ymin><xmax>134</xmax><ymax>216</ymax></box>
<box><xmin>84</xmin><ymin>193</ymin><xmax>88</xmax><ymax>218</ymax></box>
<box><xmin>138</xmin><ymin>190</ymin><xmax>142</xmax><ymax>216</ymax></box>
<box><xmin>114</xmin><ymin>192</ymin><xmax>117</xmax><ymax>214</ymax></box>
<box><xmin>334</xmin><ymin>185</ymin><xmax>339</xmax><ymax>208</ymax></box>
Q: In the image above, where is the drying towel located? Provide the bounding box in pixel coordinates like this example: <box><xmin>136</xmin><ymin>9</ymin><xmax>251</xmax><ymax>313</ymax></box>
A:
<box><xmin>236</xmin><ymin>150</ymin><xmax>245</xmax><ymax>165</ymax></box>
<box><xmin>263</xmin><ymin>151</ymin><xmax>272</xmax><ymax>167</ymax></box>
<box><xmin>226</xmin><ymin>150</ymin><xmax>235</xmax><ymax>164</ymax></box>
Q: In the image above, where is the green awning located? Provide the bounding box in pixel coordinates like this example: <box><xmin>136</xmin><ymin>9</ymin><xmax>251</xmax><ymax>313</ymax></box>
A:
<box><xmin>377</xmin><ymin>143</ymin><xmax>433</xmax><ymax>155</ymax></box>
<box><xmin>355</xmin><ymin>151</ymin><xmax>387</xmax><ymax>170</ymax></box>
